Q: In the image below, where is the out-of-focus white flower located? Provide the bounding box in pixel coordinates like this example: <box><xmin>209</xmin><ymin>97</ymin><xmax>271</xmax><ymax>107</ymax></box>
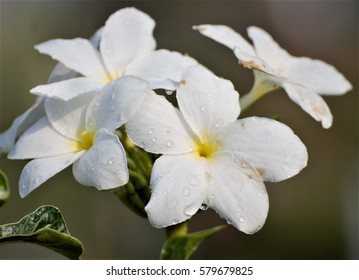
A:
<box><xmin>194</xmin><ymin>25</ymin><xmax>352</xmax><ymax>128</ymax></box>
<box><xmin>8</xmin><ymin>76</ymin><xmax>150</xmax><ymax>198</ymax></box>
<box><xmin>30</xmin><ymin>7</ymin><xmax>197</xmax><ymax>101</ymax></box>
<box><xmin>126</xmin><ymin>66</ymin><xmax>308</xmax><ymax>234</ymax></box>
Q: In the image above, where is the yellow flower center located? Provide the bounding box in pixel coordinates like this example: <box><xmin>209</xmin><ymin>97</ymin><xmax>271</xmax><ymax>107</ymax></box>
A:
<box><xmin>195</xmin><ymin>137</ymin><xmax>220</xmax><ymax>160</ymax></box>
<box><xmin>102</xmin><ymin>72</ymin><xmax>123</xmax><ymax>84</ymax></box>
<box><xmin>76</xmin><ymin>130</ymin><xmax>95</xmax><ymax>151</ymax></box>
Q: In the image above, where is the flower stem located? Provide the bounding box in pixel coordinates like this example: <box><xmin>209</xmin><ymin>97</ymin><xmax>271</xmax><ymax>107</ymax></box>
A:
<box><xmin>165</xmin><ymin>222</ymin><xmax>188</xmax><ymax>239</ymax></box>
<box><xmin>239</xmin><ymin>76</ymin><xmax>277</xmax><ymax>112</ymax></box>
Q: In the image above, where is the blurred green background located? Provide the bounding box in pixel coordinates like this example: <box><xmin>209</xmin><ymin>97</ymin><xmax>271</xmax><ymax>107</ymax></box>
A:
<box><xmin>0</xmin><ymin>0</ymin><xmax>357</xmax><ymax>259</ymax></box>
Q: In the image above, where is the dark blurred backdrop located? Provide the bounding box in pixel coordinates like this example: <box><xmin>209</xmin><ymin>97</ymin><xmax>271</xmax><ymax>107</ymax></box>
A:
<box><xmin>0</xmin><ymin>0</ymin><xmax>358</xmax><ymax>259</ymax></box>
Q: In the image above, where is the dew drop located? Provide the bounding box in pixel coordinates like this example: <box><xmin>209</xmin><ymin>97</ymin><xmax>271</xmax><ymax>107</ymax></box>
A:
<box><xmin>200</xmin><ymin>203</ymin><xmax>209</xmax><ymax>211</ymax></box>
<box><xmin>184</xmin><ymin>204</ymin><xmax>197</xmax><ymax>216</ymax></box>
<box><xmin>282</xmin><ymin>164</ymin><xmax>290</xmax><ymax>171</ymax></box>
<box><xmin>187</xmin><ymin>175</ymin><xmax>199</xmax><ymax>186</ymax></box>
<box><xmin>182</xmin><ymin>187</ymin><xmax>191</xmax><ymax>197</ymax></box>
<box><xmin>91</xmin><ymin>167</ymin><xmax>95</xmax><ymax>172</ymax></box>
<box><xmin>169</xmin><ymin>177</ymin><xmax>174</xmax><ymax>182</ymax></box>
<box><xmin>209</xmin><ymin>194</ymin><xmax>215</xmax><ymax>200</ymax></box>
<box><xmin>200</xmin><ymin>104</ymin><xmax>207</xmax><ymax>112</ymax></box>
<box><xmin>166</xmin><ymin>140</ymin><xmax>173</xmax><ymax>147</ymax></box>
<box><xmin>239</xmin><ymin>216</ymin><xmax>245</xmax><ymax>223</ymax></box>
<box><xmin>162</xmin><ymin>189</ymin><xmax>168</xmax><ymax>195</ymax></box>
<box><xmin>148</xmin><ymin>128</ymin><xmax>154</xmax><ymax>134</ymax></box>
<box><xmin>114</xmin><ymin>170</ymin><xmax>119</xmax><ymax>174</ymax></box>
<box><xmin>151</xmin><ymin>137</ymin><xmax>156</xmax><ymax>142</ymax></box>
<box><xmin>34</xmin><ymin>176</ymin><xmax>41</xmax><ymax>185</ymax></box>
<box><xmin>214</xmin><ymin>119</ymin><xmax>224</xmax><ymax>128</ymax></box>
<box><xmin>107</xmin><ymin>158</ymin><xmax>115</xmax><ymax>166</ymax></box>
<box><xmin>241</xmin><ymin>161</ymin><xmax>248</xmax><ymax>168</ymax></box>
<box><xmin>111</xmin><ymin>93</ymin><xmax>116</xmax><ymax>100</ymax></box>
<box><xmin>172</xmin><ymin>199</ymin><xmax>179</xmax><ymax>207</ymax></box>
<box><xmin>166</xmin><ymin>90</ymin><xmax>174</xmax><ymax>95</ymax></box>
<box><xmin>173</xmin><ymin>219</ymin><xmax>179</xmax><ymax>224</ymax></box>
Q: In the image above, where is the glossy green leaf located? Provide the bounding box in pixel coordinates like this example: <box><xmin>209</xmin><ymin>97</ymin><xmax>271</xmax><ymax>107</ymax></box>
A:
<box><xmin>0</xmin><ymin>170</ymin><xmax>10</xmax><ymax>207</ymax></box>
<box><xmin>160</xmin><ymin>225</ymin><xmax>226</xmax><ymax>260</ymax></box>
<box><xmin>0</xmin><ymin>205</ymin><xmax>83</xmax><ymax>259</ymax></box>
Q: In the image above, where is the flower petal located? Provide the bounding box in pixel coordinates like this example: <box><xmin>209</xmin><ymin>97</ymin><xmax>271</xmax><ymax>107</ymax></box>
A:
<box><xmin>35</xmin><ymin>38</ymin><xmax>108</xmax><ymax>82</ymax></box>
<box><xmin>47</xmin><ymin>63</ymin><xmax>77</xmax><ymax>84</ymax></box>
<box><xmin>8</xmin><ymin>116</ymin><xmax>79</xmax><ymax>159</ymax></box>
<box><xmin>177</xmin><ymin>66</ymin><xmax>240</xmax><ymax>141</ymax></box>
<box><xmin>126</xmin><ymin>91</ymin><xmax>195</xmax><ymax>154</ymax></box>
<box><xmin>220</xmin><ymin>117</ymin><xmax>308</xmax><ymax>182</ymax></box>
<box><xmin>100</xmin><ymin>7</ymin><xmax>156</xmax><ymax>79</ymax></box>
<box><xmin>125</xmin><ymin>49</ymin><xmax>198</xmax><ymax>90</ymax></box>
<box><xmin>30</xmin><ymin>77</ymin><xmax>103</xmax><ymax>101</ymax></box>
<box><xmin>18</xmin><ymin>152</ymin><xmax>84</xmax><ymax>198</ymax></box>
<box><xmin>145</xmin><ymin>154</ymin><xmax>208</xmax><ymax>228</ymax></box>
<box><xmin>247</xmin><ymin>26</ymin><xmax>291</xmax><ymax>70</ymax></box>
<box><xmin>208</xmin><ymin>152</ymin><xmax>269</xmax><ymax>234</ymax></box>
<box><xmin>86</xmin><ymin>76</ymin><xmax>149</xmax><ymax>132</ymax></box>
<box><xmin>283</xmin><ymin>82</ymin><xmax>333</xmax><ymax>128</ymax></box>
<box><xmin>282</xmin><ymin>57</ymin><xmax>353</xmax><ymax>95</ymax></box>
<box><xmin>233</xmin><ymin>47</ymin><xmax>278</xmax><ymax>76</ymax></box>
<box><xmin>45</xmin><ymin>92</ymin><xmax>96</xmax><ymax>141</ymax></box>
<box><xmin>193</xmin><ymin>24</ymin><xmax>255</xmax><ymax>55</ymax></box>
<box><xmin>0</xmin><ymin>97</ymin><xmax>45</xmax><ymax>153</ymax></box>
<box><xmin>72</xmin><ymin>129</ymin><xmax>128</xmax><ymax>190</ymax></box>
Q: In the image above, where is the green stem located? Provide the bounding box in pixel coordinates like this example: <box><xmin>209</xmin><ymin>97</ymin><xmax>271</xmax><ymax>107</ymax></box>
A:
<box><xmin>239</xmin><ymin>76</ymin><xmax>278</xmax><ymax>112</ymax></box>
<box><xmin>165</xmin><ymin>222</ymin><xmax>188</xmax><ymax>239</ymax></box>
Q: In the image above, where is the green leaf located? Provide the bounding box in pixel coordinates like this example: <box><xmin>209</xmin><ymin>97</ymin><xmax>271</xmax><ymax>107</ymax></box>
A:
<box><xmin>0</xmin><ymin>205</ymin><xmax>83</xmax><ymax>259</ymax></box>
<box><xmin>160</xmin><ymin>225</ymin><xmax>226</xmax><ymax>260</ymax></box>
<box><xmin>0</xmin><ymin>170</ymin><xmax>10</xmax><ymax>207</ymax></box>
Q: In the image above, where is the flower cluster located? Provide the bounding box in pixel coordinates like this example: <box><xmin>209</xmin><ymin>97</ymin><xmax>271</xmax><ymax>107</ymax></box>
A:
<box><xmin>0</xmin><ymin>7</ymin><xmax>352</xmax><ymax>235</ymax></box>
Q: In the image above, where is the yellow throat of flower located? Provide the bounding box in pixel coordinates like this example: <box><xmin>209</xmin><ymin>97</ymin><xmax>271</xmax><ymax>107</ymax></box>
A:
<box><xmin>76</xmin><ymin>130</ymin><xmax>95</xmax><ymax>151</ymax></box>
<box><xmin>195</xmin><ymin>137</ymin><xmax>220</xmax><ymax>160</ymax></box>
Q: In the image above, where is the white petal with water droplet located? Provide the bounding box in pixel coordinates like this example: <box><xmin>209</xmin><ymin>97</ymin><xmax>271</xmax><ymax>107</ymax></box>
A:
<box><xmin>72</xmin><ymin>129</ymin><xmax>128</xmax><ymax>190</ymax></box>
<box><xmin>177</xmin><ymin>66</ymin><xmax>240</xmax><ymax>141</ymax></box>
<box><xmin>145</xmin><ymin>154</ymin><xmax>208</xmax><ymax>228</ymax></box>
<box><xmin>208</xmin><ymin>151</ymin><xmax>269</xmax><ymax>234</ymax></box>
<box><xmin>220</xmin><ymin>117</ymin><xmax>308</xmax><ymax>182</ymax></box>
<box><xmin>18</xmin><ymin>151</ymin><xmax>84</xmax><ymax>198</ymax></box>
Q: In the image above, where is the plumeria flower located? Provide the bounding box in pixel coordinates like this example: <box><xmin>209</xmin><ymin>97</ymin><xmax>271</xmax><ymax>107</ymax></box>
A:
<box><xmin>194</xmin><ymin>25</ymin><xmax>352</xmax><ymax>128</ymax></box>
<box><xmin>0</xmin><ymin>27</ymin><xmax>103</xmax><ymax>154</ymax></box>
<box><xmin>30</xmin><ymin>7</ymin><xmax>197</xmax><ymax>101</ymax></box>
<box><xmin>126</xmin><ymin>66</ymin><xmax>308</xmax><ymax>234</ymax></box>
<box><xmin>8</xmin><ymin>76</ymin><xmax>150</xmax><ymax>198</ymax></box>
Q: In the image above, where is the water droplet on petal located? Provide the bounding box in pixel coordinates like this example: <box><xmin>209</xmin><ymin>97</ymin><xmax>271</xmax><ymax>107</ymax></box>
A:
<box><xmin>200</xmin><ymin>203</ymin><xmax>209</xmax><ymax>211</ymax></box>
<box><xmin>162</xmin><ymin>189</ymin><xmax>168</xmax><ymax>195</ymax></box>
<box><xmin>151</xmin><ymin>137</ymin><xmax>156</xmax><ymax>142</ymax></box>
<box><xmin>172</xmin><ymin>199</ymin><xmax>179</xmax><ymax>207</ymax></box>
<box><xmin>182</xmin><ymin>187</ymin><xmax>191</xmax><ymax>197</ymax></box>
<box><xmin>34</xmin><ymin>176</ymin><xmax>41</xmax><ymax>185</ymax></box>
<box><xmin>107</xmin><ymin>158</ymin><xmax>115</xmax><ymax>166</ymax></box>
<box><xmin>166</xmin><ymin>140</ymin><xmax>173</xmax><ymax>147</ymax></box>
<box><xmin>282</xmin><ymin>164</ymin><xmax>290</xmax><ymax>171</ymax></box>
<box><xmin>169</xmin><ymin>177</ymin><xmax>174</xmax><ymax>182</ymax></box>
<box><xmin>148</xmin><ymin>128</ymin><xmax>154</xmax><ymax>134</ymax></box>
<box><xmin>114</xmin><ymin>170</ymin><xmax>119</xmax><ymax>174</ymax></box>
<box><xmin>210</xmin><ymin>194</ymin><xmax>215</xmax><ymax>200</ymax></box>
<box><xmin>187</xmin><ymin>175</ymin><xmax>199</xmax><ymax>186</ymax></box>
<box><xmin>241</xmin><ymin>161</ymin><xmax>248</xmax><ymax>168</ymax></box>
<box><xmin>166</xmin><ymin>90</ymin><xmax>174</xmax><ymax>95</ymax></box>
<box><xmin>239</xmin><ymin>216</ymin><xmax>245</xmax><ymax>223</ymax></box>
<box><xmin>200</xmin><ymin>104</ymin><xmax>207</xmax><ymax>112</ymax></box>
<box><xmin>214</xmin><ymin>119</ymin><xmax>224</xmax><ymax>128</ymax></box>
<box><xmin>184</xmin><ymin>204</ymin><xmax>198</xmax><ymax>216</ymax></box>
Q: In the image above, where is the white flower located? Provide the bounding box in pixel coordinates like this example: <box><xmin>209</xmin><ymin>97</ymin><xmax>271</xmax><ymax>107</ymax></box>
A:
<box><xmin>8</xmin><ymin>76</ymin><xmax>149</xmax><ymax>198</ymax></box>
<box><xmin>194</xmin><ymin>25</ymin><xmax>352</xmax><ymax>128</ymax></box>
<box><xmin>30</xmin><ymin>7</ymin><xmax>197</xmax><ymax>101</ymax></box>
<box><xmin>126</xmin><ymin>66</ymin><xmax>308</xmax><ymax>234</ymax></box>
<box><xmin>0</xmin><ymin>27</ymin><xmax>103</xmax><ymax>154</ymax></box>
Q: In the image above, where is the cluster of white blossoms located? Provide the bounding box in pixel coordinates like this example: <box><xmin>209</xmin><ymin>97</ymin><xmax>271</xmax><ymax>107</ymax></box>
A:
<box><xmin>0</xmin><ymin>8</ymin><xmax>352</xmax><ymax>234</ymax></box>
